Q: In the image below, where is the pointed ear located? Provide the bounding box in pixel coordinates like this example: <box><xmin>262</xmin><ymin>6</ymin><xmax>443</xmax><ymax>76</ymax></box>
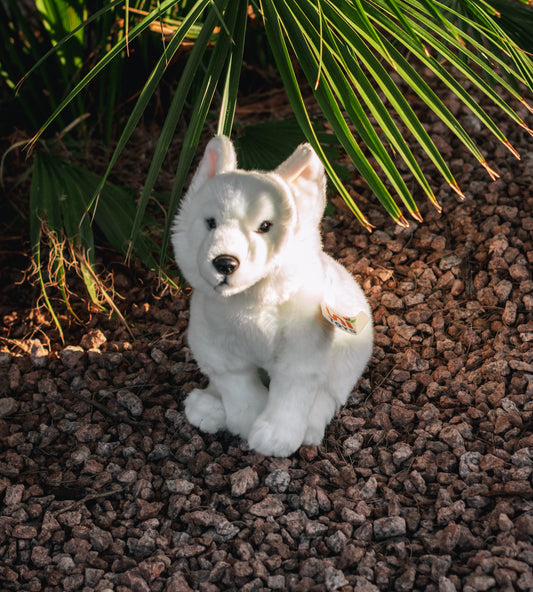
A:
<box><xmin>189</xmin><ymin>135</ymin><xmax>237</xmax><ymax>193</ymax></box>
<box><xmin>276</xmin><ymin>143</ymin><xmax>323</xmax><ymax>184</ymax></box>
<box><xmin>275</xmin><ymin>143</ymin><xmax>327</xmax><ymax>227</ymax></box>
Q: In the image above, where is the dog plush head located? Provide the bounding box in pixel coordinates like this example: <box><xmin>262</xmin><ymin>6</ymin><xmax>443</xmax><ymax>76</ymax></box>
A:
<box><xmin>172</xmin><ymin>136</ymin><xmax>326</xmax><ymax>297</ymax></box>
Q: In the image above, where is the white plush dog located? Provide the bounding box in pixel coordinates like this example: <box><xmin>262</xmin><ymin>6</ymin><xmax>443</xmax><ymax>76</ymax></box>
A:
<box><xmin>172</xmin><ymin>136</ymin><xmax>373</xmax><ymax>457</ymax></box>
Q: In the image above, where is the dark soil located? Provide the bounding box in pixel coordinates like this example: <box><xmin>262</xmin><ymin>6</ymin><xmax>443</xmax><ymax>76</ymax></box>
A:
<box><xmin>1</xmin><ymin>80</ymin><xmax>532</xmax><ymax>592</ymax></box>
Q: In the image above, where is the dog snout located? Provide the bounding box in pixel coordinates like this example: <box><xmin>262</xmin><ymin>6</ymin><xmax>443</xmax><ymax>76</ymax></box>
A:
<box><xmin>213</xmin><ymin>254</ymin><xmax>240</xmax><ymax>275</ymax></box>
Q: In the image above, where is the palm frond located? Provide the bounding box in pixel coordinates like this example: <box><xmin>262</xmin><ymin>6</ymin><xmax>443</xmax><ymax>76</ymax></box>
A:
<box><xmin>11</xmin><ymin>0</ymin><xmax>533</xmax><ymax>292</ymax></box>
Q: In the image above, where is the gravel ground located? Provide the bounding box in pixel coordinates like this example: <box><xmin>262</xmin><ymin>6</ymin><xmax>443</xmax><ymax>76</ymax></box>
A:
<box><xmin>1</xmin><ymin>80</ymin><xmax>533</xmax><ymax>592</ymax></box>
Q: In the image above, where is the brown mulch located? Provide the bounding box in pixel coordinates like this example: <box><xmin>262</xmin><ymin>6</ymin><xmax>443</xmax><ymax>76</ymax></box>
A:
<box><xmin>1</xmin><ymin>77</ymin><xmax>532</xmax><ymax>592</ymax></box>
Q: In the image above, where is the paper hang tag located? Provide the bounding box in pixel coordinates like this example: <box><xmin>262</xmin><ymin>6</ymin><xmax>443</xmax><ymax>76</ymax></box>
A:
<box><xmin>321</xmin><ymin>302</ymin><xmax>370</xmax><ymax>335</ymax></box>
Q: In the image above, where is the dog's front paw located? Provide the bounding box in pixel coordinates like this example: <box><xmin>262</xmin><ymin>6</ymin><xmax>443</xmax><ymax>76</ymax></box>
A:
<box><xmin>302</xmin><ymin>424</ymin><xmax>325</xmax><ymax>447</ymax></box>
<box><xmin>184</xmin><ymin>389</ymin><xmax>226</xmax><ymax>434</ymax></box>
<box><xmin>248</xmin><ymin>415</ymin><xmax>305</xmax><ymax>457</ymax></box>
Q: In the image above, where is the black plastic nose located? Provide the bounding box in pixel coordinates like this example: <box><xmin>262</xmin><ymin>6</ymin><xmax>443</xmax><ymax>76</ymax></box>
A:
<box><xmin>213</xmin><ymin>254</ymin><xmax>240</xmax><ymax>276</ymax></box>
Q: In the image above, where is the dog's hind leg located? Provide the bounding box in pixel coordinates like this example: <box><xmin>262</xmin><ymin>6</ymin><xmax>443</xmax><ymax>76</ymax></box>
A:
<box><xmin>302</xmin><ymin>331</ymin><xmax>373</xmax><ymax>446</ymax></box>
<box><xmin>302</xmin><ymin>391</ymin><xmax>338</xmax><ymax>446</ymax></box>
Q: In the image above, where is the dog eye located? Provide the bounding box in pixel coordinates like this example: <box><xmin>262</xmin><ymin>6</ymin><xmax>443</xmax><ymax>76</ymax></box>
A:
<box><xmin>257</xmin><ymin>221</ymin><xmax>273</xmax><ymax>233</ymax></box>
<box><xmin>205</xmin><ymin>217</ymin><xmax>217</xmax><ymax>230</ymax></box>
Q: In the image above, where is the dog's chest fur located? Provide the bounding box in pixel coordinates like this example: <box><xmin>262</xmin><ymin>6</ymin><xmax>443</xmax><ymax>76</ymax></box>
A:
<box><xmin>190</xmin><ymin>292</ymin><xmax>286</xmax><ymax>368</ymax></box>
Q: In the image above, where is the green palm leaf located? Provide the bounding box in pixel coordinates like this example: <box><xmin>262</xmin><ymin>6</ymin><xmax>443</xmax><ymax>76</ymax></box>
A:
<box><xmin>91</xmin><ymin>0</ymin><xmax>214</xmax><ymax>226</ymax></box>
<box><xmin>18</xmin><ymin>0</ymin><xmax>533</xmax><ymax>282</ymax></box>
<box><xmin>27</xmin><ymin>0</ymin><xmax>199</xmax><ymax>147</ymax></box>
<box><xmin>262</xmin><ymin>0</ymin><xmax>374</xmax><ymax>229</ymax></box>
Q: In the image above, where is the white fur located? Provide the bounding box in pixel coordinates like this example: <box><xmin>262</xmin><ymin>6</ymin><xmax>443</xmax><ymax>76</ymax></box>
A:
<box><xmin>172</xmin><ymin>136</ymin><xmax>373</xmax><ymax>457</ymax></box>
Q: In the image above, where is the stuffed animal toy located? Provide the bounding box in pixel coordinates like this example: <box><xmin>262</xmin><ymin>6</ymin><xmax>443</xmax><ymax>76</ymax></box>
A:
<box><xmin>172</xmin><ymin>136</ymin><xmax>373</xmax><ymax>457</ymax></box>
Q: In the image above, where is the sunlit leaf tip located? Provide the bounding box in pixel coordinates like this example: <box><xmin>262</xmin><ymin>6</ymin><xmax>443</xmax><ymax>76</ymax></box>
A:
<box><xmin>504</xmin><ymin>140</ymin><xmax>521</xmax><ymax>159</ymax></box>
<box><xmin>351</xmin><ymin>208</ymin><xmax>374</xmax><ymax>232</ymax></box>
<box><xmin>27</xmin><ymin>133</ymin><xmax>41</xmax><ymax>152</ymax></box>
<box><xmin>396</xmin><ymin>214</ymin><xmax>410</xmax><ymax>228</ymax></box>
<box><xmin>411</xmin><ymin>210</ymin><xmax>424</xmax><ymax>223</ymax></box>
<box><xmin>520</xmin><ymin>99</ymin><xmax>533</xmax><ymax>115</ymax></box>
<box><xmin>355</xmin><ymin>211</ymin><xmax>375</xmax><ymax>233</ymax></box>
<box><xmin>432</xmin><ymin>199</ymin><xmax>443</xmax><ymax>214</ymax></box>
<box><xmin>481</xmin><ymin>160</ymin><xmax>500</xmax><ymax>181</ymax></box>
<box><xmin>519</xmin><ymin>121</ymin><xmax>533</xmax><ymax>136</ymax></box>
<box><xmin>426</xmin><ymin>189</ymin><xmax>441</xmax><ymax>212</ymax></box>
<box><xmin>450</xmin><ymin>182</ymin><xmax>466</xmax><ymax>201</ymax></box>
